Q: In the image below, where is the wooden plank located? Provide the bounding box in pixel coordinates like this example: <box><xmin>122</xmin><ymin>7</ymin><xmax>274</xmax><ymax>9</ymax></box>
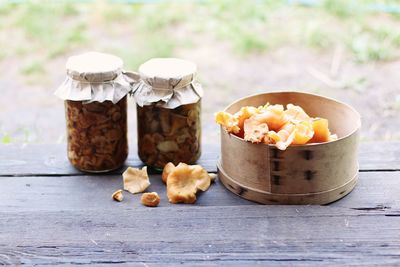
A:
<box><xmin>0</xmin><ymin>171</ymin><xmax>399</xmax><ymax>265</ymax></box>
<box><xmin>0</xmin><ymin>143</ymin><xmax>218</xmax><ymax>176</ymax></box>
<box><xmin>358</xmin><ymin>141</ymin><xmax>400</xmax><ymax>171</ymax></box>
<box><xmin>0</xmin><ymin>174</ymin><xmax>252</xmax><ymax>212</ymax></box>
<box><xmin>0</xmin><ymin>172</ymin><xmax>399</xmax><ymax>212</ymax></box>
<box><xmin>0</xmin><ymin>142</ymin><xmax>399</xmax><ymax>176</ymax></box>
<box><xmin>0</xmin><ymin>205</ymin><xmax>399</xmax><ymax>265</ymax></box>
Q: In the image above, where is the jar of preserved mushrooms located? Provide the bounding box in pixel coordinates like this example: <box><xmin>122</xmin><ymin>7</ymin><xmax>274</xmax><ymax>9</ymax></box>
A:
<box><xmin>55</xmin><ymin>52</ymin><xmax>133</xmax><ymax>172</ymax></box>
<box><xmin>131</xmin><ymin>58</ymin><xmax>203</xmax><ymax>170</ymax></box>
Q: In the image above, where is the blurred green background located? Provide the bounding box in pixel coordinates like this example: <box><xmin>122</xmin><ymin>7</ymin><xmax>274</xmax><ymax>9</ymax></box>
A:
<box><xmin>0</xmin><ymin>0</ymin><xmax>399</xmax><ymax>144</ymax></box>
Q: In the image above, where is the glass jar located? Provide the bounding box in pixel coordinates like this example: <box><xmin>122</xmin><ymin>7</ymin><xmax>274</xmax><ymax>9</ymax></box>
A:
<box><xmin>65</xmin><ymin>97</ymin><xmax>128</xmax><ymax>172</ymax></box>
<box><xmin>137</xmin><ymin>101</ymin><xmax>201</xmax><ymax>169</ymax></box>
<box><xmin>132</xmin><ymin>58</ymin><xmax>203</xmax><ymax>170</ymax></box>
<box><xmin>55</xmin><ymin>52</ymin><xmax>133</xmax><ymax>172</ymax></box>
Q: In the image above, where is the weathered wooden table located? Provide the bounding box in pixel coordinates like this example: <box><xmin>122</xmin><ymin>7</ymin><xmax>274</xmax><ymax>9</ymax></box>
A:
<box><xmin>0</xmin><ymin>142</ymin><xmax>399</xmax><ymax>265</ymax></box>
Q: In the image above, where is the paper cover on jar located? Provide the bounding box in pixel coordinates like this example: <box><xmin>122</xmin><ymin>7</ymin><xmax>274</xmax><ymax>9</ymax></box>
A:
<box><xmin>55</xmin><ymin>52</ymin><xmax>133</xmax><ymax>104</ymax></box>
<box><xmin>131</xmin><ymin>58</ymin><xmax>203</xmax><ymax>109</ymax></box>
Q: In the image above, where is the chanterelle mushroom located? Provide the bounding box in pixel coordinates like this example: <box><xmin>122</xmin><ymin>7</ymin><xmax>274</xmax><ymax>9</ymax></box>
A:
<box><xmin>162</xmin><ymin>162</ymin><xmax>217</xmax><ymax>184</ymax></box>
<box><xmin>123</xmin><ymin>166</ymin><xmax>150</xmax><ymax>194</ymax></box>
<box><xmin>166</xmin><ymin>162</ymin><xmax>212</xmax><ymax>204</ymax></box>
<box><xmin>209</xmin><ymin>173</ymin><xmax>217</xmax><ymax>182</ymax></box>
<box><xmin>162</xmin><ymin>162</ymin><xmax>176</xmax><ymax>183</ymax></box>
<box><xmin>112</xmin><ymin>189</ymin><xmax>124</xmax><ymax>202</ymax></box>
<box><xmin>141</xmin><ymin>192</ymin><xmax>160</xmax><ymax>207</ymax></box>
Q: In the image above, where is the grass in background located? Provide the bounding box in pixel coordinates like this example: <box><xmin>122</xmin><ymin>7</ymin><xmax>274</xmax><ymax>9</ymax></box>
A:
<box><xmin>13</xmin><ymin>3</ymin><xmax>87</xmax><ymax>54</ymax></box>
<box><xmin>1</xmin><ymin>133</ymin><xmax>12</xmax><ymax>144</ymax></box>
<box><xmin>1</xmin><ymin>0</ymin><xmax>399</xmax><ymax>65</ymax></box>
<box><xmin>0</xmin><ymin>127</ymin><xmax>34</xmax><ymax>144</ymax></box>
<box><xmin>2</xmin><ymin>2</ymin><xmax>88</xmax><ymax>82</ymax></box>
<box><xmin>204</xmin><ymin>0</ymin><xmax>274</xmax><ymax>54</ymax></box>
<box><xmin>95</xmin><ymin>2</ymin><xmax>194</xmax><ymax>69</ymax></box>
<box><xmin>348</xmin><ymin>22</ymin><xmax>400</xmax><ymax>62</ymax></box>
<box><xmin>20</xmin><ymin>61</ymin><xmax>45</xmax><ymax>76</ymax></box>
<box><xmin>319</xmin><ymin>0</ymin><xmax>400</xmax><ymax>61</ymax></box>
<box><xmin>322</xmin><ymin>0</ymin><xmax>365</xmax><ymax>17</ymax></box>
<box><xmin>47</xmin><ymin>23</ymin><xmax>87</xmax><ymax>59</ymax></box>
<box><xmin>107</xmin><ymin>35</ymin><xmax>176</xmax><ymax>71</ymax></box>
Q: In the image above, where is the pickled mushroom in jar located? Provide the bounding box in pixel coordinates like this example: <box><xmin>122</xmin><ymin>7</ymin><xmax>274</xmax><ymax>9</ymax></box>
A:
<box><xmin>65</xmin><ymin>98</ymin><xmax>128</xmax><ymax>172</ymax></box>
<box><xmin>137</xmin><ymin>102</ymin><xmax>201</xmax><ymax>169</ymax></box>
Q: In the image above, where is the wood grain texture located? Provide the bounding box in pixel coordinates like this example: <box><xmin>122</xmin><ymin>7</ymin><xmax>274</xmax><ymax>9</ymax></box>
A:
<box><xmin>358</xmin><ymin>141</ymin><xmax>400</xmax><ymax>171</ymax></box>
<box><xmin>0</xmin><ymin>172</ymin><xmax>398</xmax><ymax>212</ymax></box>
<box><xmin>0</xmin><ymin>206</ymin><xmax>399</xmax><ymax>265</ymax></box>
<box><xmin>0</xmin><ymin>141</ymin><xmax>399</xmax><ymax>176</ymax></box>
<box><xmin>0</xmin><ymin>172</ymin><xmax>399</xmax><ymax>265</ymax></box>
<box><xmin>0</xmin><ymin>174</ymin><xmax>252</xmax><ymax>212</ymax></box>
<box><xmin>0</xmin><ymin>143</ymin><xmax>218</xmax><ymax>176</ymax></box>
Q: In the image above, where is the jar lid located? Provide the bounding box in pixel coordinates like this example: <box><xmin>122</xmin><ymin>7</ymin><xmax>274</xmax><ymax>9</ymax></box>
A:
<box><xmin>55</xmin><ymin>51</ymin><xmax>133</xmax><ymax>103</ymax></box>
<box><xmin>66</xmin><ymin>52</ymin><xmax>123</xmax><ymax>82</ymax></box>
<box><xmin>139</xmin><ymin>58</ymin><xmax>196</xmax><ymax>88</ymax></box>
<box><xmin>132</xmin><ymin>58</ymin><xmax>203</xmax><ymax>109</ymax></box>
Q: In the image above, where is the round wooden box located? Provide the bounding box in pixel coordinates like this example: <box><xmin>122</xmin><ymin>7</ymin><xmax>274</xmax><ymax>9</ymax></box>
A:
<box><xmin>217</xmin><ymin>92</ymin><xmax>361</xmax><ymax>205</ymax></box>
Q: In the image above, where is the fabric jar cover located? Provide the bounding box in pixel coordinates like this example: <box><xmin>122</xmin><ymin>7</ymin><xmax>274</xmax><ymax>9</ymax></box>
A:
<box><xmin>55</xmin><ymin>52</ymin><xmax>133</xmax><ymax>104</ymax></box>
<box><xmin>130</xmin><ymin>58</ymin><xmax>203</xmax><ymax>109</ymax></box>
